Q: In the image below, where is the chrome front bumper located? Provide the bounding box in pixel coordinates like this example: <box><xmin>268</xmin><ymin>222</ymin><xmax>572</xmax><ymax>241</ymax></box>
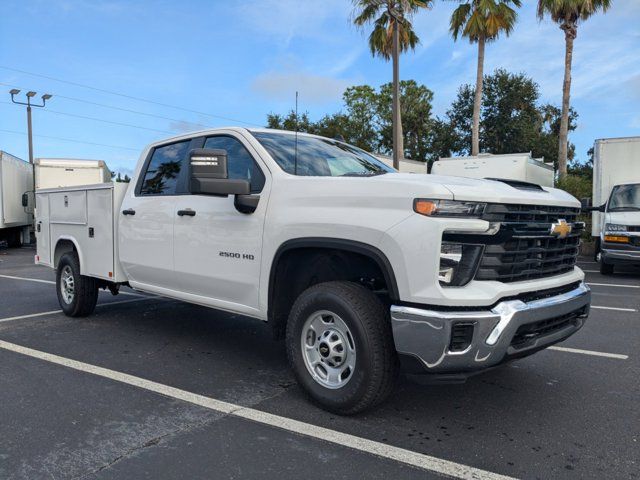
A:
<box><xmin>391</xmin><ymin>283</ymin><xmax>590</xmax><ymax>374</ymax></box>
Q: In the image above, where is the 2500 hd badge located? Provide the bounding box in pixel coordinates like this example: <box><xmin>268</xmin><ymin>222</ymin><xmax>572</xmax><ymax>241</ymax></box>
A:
<box><xmin>219</xmin><ymin>251</ymin><xmax>255</xmax><ymax>260</ymax></box>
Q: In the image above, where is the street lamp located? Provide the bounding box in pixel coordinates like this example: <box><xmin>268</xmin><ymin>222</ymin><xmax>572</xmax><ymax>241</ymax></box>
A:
<box><xmin>9</xmin><ymin>89</ymin><xmax>52</xmax><ymax>165</ymax></box>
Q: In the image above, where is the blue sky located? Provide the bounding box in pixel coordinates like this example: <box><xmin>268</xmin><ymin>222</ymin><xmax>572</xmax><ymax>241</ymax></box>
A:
<box><xmin>1</xmin><ymin>0</ymin><xmax>638</xmax><ymax>176</ymax></box>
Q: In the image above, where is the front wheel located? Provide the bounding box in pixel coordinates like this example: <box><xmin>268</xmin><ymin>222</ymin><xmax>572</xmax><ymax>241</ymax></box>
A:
<box><xmin>600</xmin><ymin>259</ymin><xmax>614</xmax><ymax>275</ymax></box>
<box><xmin>56</xmin><ymin>252</ymin><xmax>99</xmax><ymax>317</ymax></box>
<box><xmin>286</xmin><ymin>281</ymin><xmax>398</xmax><ymax>415</ymax></box>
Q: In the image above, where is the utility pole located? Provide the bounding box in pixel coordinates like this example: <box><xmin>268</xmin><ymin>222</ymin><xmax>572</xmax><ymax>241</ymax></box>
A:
<box><xmin>9</xmin><ymin>89</ymin><xmax>52</xmax><ymax>165</ymax></box>
<box><xmin>10</xmin><ymin>89</ymin><xmax>52</xmax><ymax>223</ymax></box>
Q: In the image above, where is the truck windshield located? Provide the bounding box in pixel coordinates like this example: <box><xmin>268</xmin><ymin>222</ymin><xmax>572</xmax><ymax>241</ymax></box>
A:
<box><xmin>251</xmin><ymin>131</ymin><xmax>394</xmax><ymax>177</ymax></box>
<box><xmin>608</xmin><ymin>183</ymin><xmax>640</xmax><ymax>212</ymax></box>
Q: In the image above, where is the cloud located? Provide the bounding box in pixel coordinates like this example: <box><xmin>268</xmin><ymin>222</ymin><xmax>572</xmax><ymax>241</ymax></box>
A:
<box><xmin>252</xmin><ymin>71</ymin><xmax>352</xmax><ymax>104</ymax></box>
<box><xmin>234</xmin><ymin>0</ymin><xmax>350</xmax><ymax>46</ymax></box>
<box><xmin>169</xmin><ymin>120</ymin><xmax>210</xmax><ymax>133</ymax></box>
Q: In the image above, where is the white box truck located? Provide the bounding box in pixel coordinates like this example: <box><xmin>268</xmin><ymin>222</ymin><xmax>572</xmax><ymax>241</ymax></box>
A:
<box><xmin>589</xmin><ymin>136</ymin><xmax>640</xmax><ymax>274</ymax></box>
<box><xmin>0</xmin><ymin>151</ymin><xmax>33</xmax><ymax>247</ymax></box>
<box><xmin>35</xmin><ymin>158</ymin><xmax>111</xmax><ymax>190</ymax></box>
<box><xmin>35</xmin><ymin>128</ymin><xmax>591</xmax><ymax>414</ymax></box>
<box><xmin>432</xmin><ymin>153</ymin><xmax>554</xmax><ymax>187</ymax></box>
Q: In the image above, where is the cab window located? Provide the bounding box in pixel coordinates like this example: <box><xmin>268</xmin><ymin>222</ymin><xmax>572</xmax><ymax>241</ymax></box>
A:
<box><xmin>140</xmin><ymin>140</ymin><xmax>191</xmax><ymax>195</ymax></box>
<box><xmin>203</xmin><ymin>135</ymin><xmax>265</xmax><ymax>193</ymax></box>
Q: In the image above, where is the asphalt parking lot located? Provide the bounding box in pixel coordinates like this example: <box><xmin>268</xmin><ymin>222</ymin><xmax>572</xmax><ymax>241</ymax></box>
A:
<box><xmin>1</xmin><ymin>247</ymin><xmax>638</xmax><ymax>480</ymax></box>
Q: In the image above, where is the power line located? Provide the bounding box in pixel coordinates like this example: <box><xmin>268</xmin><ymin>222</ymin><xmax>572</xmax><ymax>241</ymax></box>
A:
<box><xmin>0</xmin><ymin>128</ymin><xmax>140</xmax><ymax>152</ymax></box>
<box><xmin>0</xmin><ymin>81</ymin><xmax>214</xmax><ymax>129</ymax></box>
<box><xmin>0</xmin><ymin>100</ymin><xmax>176</xmax><ymax>135</ymax></box>
<box><xmin>0</xmin><ymin>65</ymin><xmax>260</xmax><ymax>127</ymax></box>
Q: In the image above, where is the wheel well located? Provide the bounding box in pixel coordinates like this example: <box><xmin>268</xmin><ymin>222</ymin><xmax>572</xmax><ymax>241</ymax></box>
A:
<box><xmin>54</xmin><ymin>239</ymin><xmax>77</xmax><ymax>269</ymax></box>
<box><xmin>268</xmin><ymin>240</ymin><xmax>398</xmax><ymax>339</ymax></box>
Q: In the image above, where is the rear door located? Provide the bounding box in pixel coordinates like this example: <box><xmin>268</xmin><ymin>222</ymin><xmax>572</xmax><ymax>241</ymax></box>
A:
<box><xmin>173</xmin><ymin>133</ymin><xmax>269</xmax><ymax>314</ymax></box>
<box><xmin>118</xmin><ymin>139</ymin><xmax>192</xmax><ymax>291</ymax></box>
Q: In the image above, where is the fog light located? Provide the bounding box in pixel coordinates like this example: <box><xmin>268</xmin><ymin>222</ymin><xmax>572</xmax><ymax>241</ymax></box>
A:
<box><xmin>439</xmin><ymin>242</ymin><xmax>484</xmax><ymax>287</ymax></box>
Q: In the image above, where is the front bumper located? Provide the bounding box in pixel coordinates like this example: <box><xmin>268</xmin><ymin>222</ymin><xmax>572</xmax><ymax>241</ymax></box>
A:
<box><xmin>391</xmin><ymin>282</ymin><xmax>590</xmax><ymax>375</ymax></box>
<box><xmin>601</xmin><ymin>243</ymin><xmax>640</xmax><ymax>265</ymax></box>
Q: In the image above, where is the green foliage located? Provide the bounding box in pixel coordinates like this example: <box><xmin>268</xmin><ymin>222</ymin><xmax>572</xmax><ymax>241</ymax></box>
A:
<box><xmin>445</xmin><ymin>69</ymin><xmax>577</xmax><ymax>167</ymax></box>
<box><xmin>536</xmin><ymin>0</ymin><xmax>611</xmax><ymax>26</ymax></box>
<box><xmin>450</xmin><ymin>0</ymin><xmax>521</xmax><ymax>43</ymax></box>
<box><xmin>264</xmin><ymin>70</ymin><xmax>586</xmax><ymax>174</ymax></box>
<box><xmin>352</xmin><ymin>0</ymin><xmax>431</xmax><ymax>60</ymax></box>
<box><xmin>556</xmin><ymin>174</ymin><xmax>592</xmax><ymax>201</ymax></box>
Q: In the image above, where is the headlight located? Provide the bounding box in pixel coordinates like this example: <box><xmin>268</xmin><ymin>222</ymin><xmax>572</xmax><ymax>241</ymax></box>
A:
<box><xmin>439</xmin><ymin>242</ymin><xmax>484</xmax><ymax>287</ymax></box>
<box><xmin>605</xmin><ymin>223</ymin><xmax>627</xmax><ymax>232</ymax></box>
<box><xmin>414</xmin><ymin>199</ymin><xmax>486</xmax><ymax>218</ymax></box>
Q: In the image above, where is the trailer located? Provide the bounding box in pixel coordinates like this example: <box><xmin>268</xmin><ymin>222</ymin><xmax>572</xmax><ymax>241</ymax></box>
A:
<box><xmin>376</xmin><ymin>155</ymin><xmax>427</xmax><ymax>174</ymax></box>
<box><xmin>0</xmin><ymin>151</ymin><xmax>33</xmax><ymax>247</ymax></box>
<box><xmin>35</xmin><ymin>158</ymin><xmax>111</xmax><ymax>190</ymax></box>
<box><xmin>590</xmin><ymin>136</ymin><xmax>640</xmax><ymax>273</ymax></box>
<box><xmin>431</xmin><ymin>153</ymin><xmax>554</xmax><ymax>187</ymax></box>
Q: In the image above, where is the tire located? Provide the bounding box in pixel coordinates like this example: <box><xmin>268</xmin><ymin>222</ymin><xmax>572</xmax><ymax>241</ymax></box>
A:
<box><xmin>7</xmin><ymin>228</ymin><xmax>22</xmax><ymax>248</ymax></box>
<box><xmin>593</xmin><ymin>238</ymin><xmax>601</xmax><ymax>262</ymax></box>
<box><xmin>56</xmin><ymin>252</ymin><xmax>99</xmax><ymax>317</ymax></box>
<box><xmin>600</xmin><ymin>260</ymin><xmax>614</xmax><ymax>275</ymax></box>
<box><xmin>286</xmin><ymin>281</ymin><xmax>398</xmax><ymax>415</ymax></box>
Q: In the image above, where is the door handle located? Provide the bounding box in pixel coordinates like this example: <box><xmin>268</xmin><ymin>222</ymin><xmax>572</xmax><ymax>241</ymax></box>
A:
<box><xmin>122</xmin><ymin>209</ymin><xmax>136</xmax><ymax>216</ymax></box>
<box><xmin>177</xmin><ymin>209</ymin><xmax>196</xmax><ymax>217</ymax></box>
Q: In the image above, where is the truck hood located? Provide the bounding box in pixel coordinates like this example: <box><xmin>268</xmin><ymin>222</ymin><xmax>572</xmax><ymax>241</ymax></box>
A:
<box><xmin>372</xmin><ymin>173</ymin><xmax>580</xmax><ymax>207</ymax></box>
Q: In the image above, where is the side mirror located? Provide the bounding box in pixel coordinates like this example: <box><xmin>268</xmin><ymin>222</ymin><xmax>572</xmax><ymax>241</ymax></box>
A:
<box><xmin>584</xmin><ymin>203</ymin><xmax>605</xmax><ymax>212</ymax></box>
<box><xmin>189</xmin><ymin>148</ymin><xmax>249</xmax><ymax>196</ymax></box>
<box><xmin>21</xmin><ymin>193</ymin><xmax>28</xmax><ymax>207</ymax></box>
<box><xmin>580</xmin><ymin>198</ymin><xmax>591</xmax><ymax>209</ymax></box>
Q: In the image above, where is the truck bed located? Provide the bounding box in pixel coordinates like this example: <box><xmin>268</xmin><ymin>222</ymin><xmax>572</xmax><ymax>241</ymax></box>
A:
<box><xmin>35</xmin><ymin>182</ymin><xmax>128</xmax><ymax>282</ymax></box>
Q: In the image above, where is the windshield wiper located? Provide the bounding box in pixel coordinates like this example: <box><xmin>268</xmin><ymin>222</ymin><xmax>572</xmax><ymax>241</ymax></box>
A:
<box><xmin>608</xmin><ymin>207</ymin><xmax>640</xmax><ymax>212</ymax></box>
<box><xmin>340</xmin><ymin>171</ymin><xmax>387</xmax><ymax>177</ymax></box>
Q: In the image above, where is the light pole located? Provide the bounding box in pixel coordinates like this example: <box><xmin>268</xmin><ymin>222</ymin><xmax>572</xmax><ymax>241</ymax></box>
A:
<box><xmin>9</xmin><ymin>89</ymin><xmax>52</xmax><ymax>165</ymax></box>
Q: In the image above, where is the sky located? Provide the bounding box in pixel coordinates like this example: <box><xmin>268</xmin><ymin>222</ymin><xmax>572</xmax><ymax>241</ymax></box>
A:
<box><xmin>1</xmin><ymin>0</ymin><xmax>639</xmax><ymax>177</ymax></box>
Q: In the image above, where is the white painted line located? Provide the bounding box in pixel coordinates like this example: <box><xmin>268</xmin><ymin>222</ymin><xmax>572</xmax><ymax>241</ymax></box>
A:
<box><xmin>0</xmin><ymin>273</ymin><xmax>53</xmax><ymax>284</ymax></box>
<box><xmin>587</xmin><ymin>282</ymin><xmax>640</xmax><ymax>289</ymax></box>
<box><xmin>0</xmin><ymin>340</ymin><xmax>514</xmax><ymax>480</ymax></box>
<box><xmin>582</xmin><ymin>270</ymin><xmax>599</xmax><ymax>273</ymax></box>
<box><xmin>0</xmin><ymin>273</ymin><xmax>144</xmax><ymax>297</ymax></box>
<box><xmin>591</xmin><ymin>305</ymin><xmax>637</xmax><ymax>312</ymax></box>
<box><xmin>0</xmin><ymin>297</ymin><xmax>158</xmax><ymax>324</ymax></box>
<box><xmin>548</xmin><ymin>346</ymin><xmax>628</xmax><ymax>360</ymax></box>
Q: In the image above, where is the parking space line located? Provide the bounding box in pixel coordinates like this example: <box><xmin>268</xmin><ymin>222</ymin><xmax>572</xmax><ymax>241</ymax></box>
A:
<box><xmin>548</xmin><ymin>346</ymin><xmax>628</xmax><ymax>360</ymax></box>
<box><xmin>591</xmin><ymin>305</ymin><xmax>637</xmax><ymax>312</ymax></box>
<box><xmin>0</xmin><ymin>297</ymin><xmax>159</xmax><ymax>324</ymax></box>
<box><xmin>587</xmin><ymin>282</ymin><xmax>640</xmax><ymax>289</ymax></box>
<box><xmin>0</xmin><ymin>273</ymin><xmax>144</xmax><ymax>297</ymax></box>
<box><xmin>0</xmin><ymin>339</ymin><xmax>514</xmax><ymax>480</ymax></box>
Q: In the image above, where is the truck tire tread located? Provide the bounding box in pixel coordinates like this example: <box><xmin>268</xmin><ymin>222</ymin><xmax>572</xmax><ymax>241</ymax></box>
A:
<box><xmin>57</xmin><ymin>252</ymin><xmax>99</xmax><ymax>317</ymax></box>
<box><xmin>286</xmin><ymin>281</ymin><xmax>398</xmax><ymax>415</ymax></box>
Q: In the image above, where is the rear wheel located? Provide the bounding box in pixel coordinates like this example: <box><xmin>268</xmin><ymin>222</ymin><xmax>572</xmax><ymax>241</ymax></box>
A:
<box><xmin>56</xmin><ymin>252</ymin><xmax>98</xmax><ymax>317</ymax></box>
<box><xmin>286</xmin><ymin>281</ymin><xmax>398</xmax><ymax>415</ymax></box>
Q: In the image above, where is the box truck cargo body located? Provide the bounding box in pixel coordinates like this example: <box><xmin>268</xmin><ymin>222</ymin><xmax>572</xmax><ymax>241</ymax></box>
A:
<box><xmin>0</xmin><ymin>151</ymin><xmax>33</xmax><ymax>246</ymax></box>
<box><xmin>35</xmin><ymin>158</ymin><xmax>111</xmax><ymax>190</ymax></box>
<box><xmin>376</xmin><ymin>155</ymin><xmax>427</xmax><ymax>174</ymax></box>
<box><xmin>431</xmin><ymin>153</ymin><xmax>554</xmax><ymax>187</ymax></box>
<box><xmin>591</xmin><ymin>136</ymin><xmax>640</xmax><ymax>273</ymax></box>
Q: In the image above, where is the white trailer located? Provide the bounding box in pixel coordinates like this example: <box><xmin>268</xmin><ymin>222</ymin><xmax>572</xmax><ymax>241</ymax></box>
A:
<box><xmin>376</xmin><ymin>155</ymin><xmax>427</xmax><ymax>174</ymax></box>
<box><xmin>0</xmin><ymin>151</ymin><xmax>33</xmax><ymax>246</ymax></box>
<box><xmin>431</xmin><ymin>153</ymin><xmax>554</xmax><ymax>187</ymax></box>
<box><xmin>35</xmin><ymin>158</ymin><xmax>111</xmax><ymax>190</ymax></box>
<box><xmin>590</xmin><ymin>136</ymin><xmax>640</xmax><ymax>273</ymax></box>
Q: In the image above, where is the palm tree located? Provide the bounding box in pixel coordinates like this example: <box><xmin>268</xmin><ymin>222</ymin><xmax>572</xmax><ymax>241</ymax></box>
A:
<box><xmin>450</xmin><ymin>0</ymin><xmax>521</xmax><ymax>157</ymax></box>
<box><xmin>537</xmin><ymin>0</ymin><xmax>611</xmax><ymax>179</ymax></box>
<box><xmin>353</xmin><ymin>0</ymin><xmax>431</xmax><ymax>169</ymax></box>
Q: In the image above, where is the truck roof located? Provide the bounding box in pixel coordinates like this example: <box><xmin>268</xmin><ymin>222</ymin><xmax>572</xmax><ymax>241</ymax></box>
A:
<box><xmin>594</xmin><ymin>136</ymin><xmax>640</xmax><ymax>144</ymax></box>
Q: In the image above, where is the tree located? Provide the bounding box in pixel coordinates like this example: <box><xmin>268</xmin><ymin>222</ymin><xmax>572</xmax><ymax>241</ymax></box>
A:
<box><xmin>537</xmin><ymin>0</ymin><xmax>611</xmax><ymax>179</ymax></box>
<box><xmin>378</xmin><ymin>80</ymin><xmax>434</xmax><ymax>162</ymax></box>
<box><xmin>449</xmin><ymin>0</ymin><xmax>521</xmax><ymax>156</ymax></box>
<box><xmin>445</xmin><ymin>69</ymin><xmax>577</xmax><ymax>169</ymax></box>
<box><xmin>352</xmin><ymin>0</ymin><xmax>431</xmax><ymax>169</ymax></box>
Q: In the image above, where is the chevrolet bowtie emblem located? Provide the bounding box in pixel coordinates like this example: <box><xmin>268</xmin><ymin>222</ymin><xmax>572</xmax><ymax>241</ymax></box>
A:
<box><xmin>550</xmin><ymin>219</ymin><xmax>572</xmax><ymax>239</ymax></box>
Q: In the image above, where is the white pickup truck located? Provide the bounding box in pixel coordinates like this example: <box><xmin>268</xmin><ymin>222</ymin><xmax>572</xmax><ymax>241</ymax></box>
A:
<box><xmin>35</xmin><ymin>128</ymin><xmax>591</xmax><ymax>414</ymax></box>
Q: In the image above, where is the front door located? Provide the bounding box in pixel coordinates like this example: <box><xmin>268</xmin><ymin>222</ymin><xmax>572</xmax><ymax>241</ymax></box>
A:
<box><xmin>173</xmin><ymin>133</ymin><xmax>268</xmax><ymax>315</ymax></box>
<box><xmin>119</xmin><ymin>139</ymin><xmax>192</xmax><ymax>291</ymax></box>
